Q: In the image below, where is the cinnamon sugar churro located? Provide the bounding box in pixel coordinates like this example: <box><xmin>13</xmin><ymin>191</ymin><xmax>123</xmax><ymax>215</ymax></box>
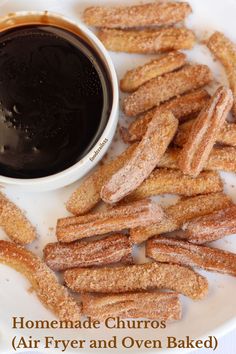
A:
<box><xmin>0</xmin><ymin>240</ymin><xmax>81</xmax><ymax>320</ymax></box>
<box><xmin>123</xmin><ymin>65</ymin><xmax>212</xmax><ymax>117</ymax></box>
<box><xmin>179</xmin><ymin>86</ymin><xmax>233</xmax><ymax>177</ymax></box>
<box><xmin>44</xmin><ymin>234</ymin><xmax>132</xmax><ymax>271</ymax></box>
<box><xmin>101</xmin><ymin>112</ymin><xmax>178</xmax><ymax>203</ymax></box>
<box><xmin>146</xmin><ymin>237</ymin><xmax>236</xmax><ymax>277</ymax></box>
<box><xmin>130</xmin><ymin>193</ymin><xmax>232</xmax><ymax>244</ymax></box>
<box><xmin>57</xmin><ymin>199</ymin><xmax>164</xmax><ymax>243</ymax></box>
<box><xmin>84</xmin><ymin>2</ymin><xmax>192</xmax><ymax>28</ymax></box>
<box><xmin>120</xmin><ymin>52</ymin><xmax>186</xmax><ymax>92</ymax></box>
<box><xmin>98</xmin><ymin>28</ymin><xmax>195</xmax><ymax>54</ymax></box>
<box><xmin>82</xmin><ymin>292</ymin><xmax>181</xmax><ymax>321</ymax></box>
<box><xmin>64</xmin><ymin>262</ymin><xmax>208</xmax><ymax>300</ymax></box>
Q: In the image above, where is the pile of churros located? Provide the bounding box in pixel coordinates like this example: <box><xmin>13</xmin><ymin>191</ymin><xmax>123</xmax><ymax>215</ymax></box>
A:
<box><xmin>1</xmin><ymin>1</ymin><xmax>236</xmax><ymax>322</ymax></box>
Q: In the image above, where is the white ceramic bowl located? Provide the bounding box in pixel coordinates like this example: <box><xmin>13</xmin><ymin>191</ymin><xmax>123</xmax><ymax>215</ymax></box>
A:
<box><xmin>0</xmin><ymin>11</ymin><xmax>119</xmax><ymax>191</ymax></box>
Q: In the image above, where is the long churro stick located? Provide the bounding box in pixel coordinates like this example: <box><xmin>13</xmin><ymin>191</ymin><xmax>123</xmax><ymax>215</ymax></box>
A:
<box><xmin>0</xmin><ymin>240</ymin><xmax>81</xmax><ymax>320</ymax></box>
<box><xmin>64</xmin><ymin>262</ymin><xmax>208</xmax><ymax>300</ymax></box>
<box><xmin>130</xmin><ymin>193</ymin><xmax>232</xmax><ymax>244</ymax></box>
<box><xmin>146</xmin><ymin>237</ymin><xmax>236</xmax><ymax>277</ymax></box>
<box><xmin>123</xmin><ymin>65</ymin><xmax>212</xmax><ymax>117</ymax></box>
<box><xmin>84</xmin><ymin>2</ymin><xmax>192</xmax><ymax>28</ymax></box>
<box><xmin>82</xmin><ymin>292</ymin><xmax>181</xmax><ymax>321</ymax></box>
<box><xmin>98</xmin><ymin>28</ymin><xmax>195</xmax><ymax>54</ymax></box>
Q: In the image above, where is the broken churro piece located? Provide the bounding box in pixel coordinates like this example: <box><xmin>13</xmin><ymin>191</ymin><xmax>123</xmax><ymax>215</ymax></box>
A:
<box><xmin>146</xmin><ymin>237</ymin><xmax>236</xmax><ymax>277</ymax></box>
<box><xmin>123</xmin><ymin>65</ymin><xmax>212</xmax><ymax>117</ymax></box>
<box><xmin>208</xmin><ymin>31</ymin><xmax>236</xmax><ymax>117</ymax></box>
<box><xmin>84</xmin><ymin>2</ymin><xmax>191</xmax><ymax>28</ymax></box>
<box><xmin>0</xmin><ymin>192</ymin><xmax>36</xmax><ymax>245</ymax></box>
<box><xmin>44</xmin><ymin>234</ymin><xmax>132</xmax><ymax>271</ymax></box>
<box><xmin>57</xmin><ymin>199</ymin><xmax>164</xmax><ymax>243</ymax></box>
<box><xmin>120</xmin><ymin>51</ymin><xmax>186</xmax><ymax>92</ymax></box>
<box><xmin>82</xmin><ymin>292</ymin><xmax>181</xmax><ymax>321</ymax></box>
<box><xmin>101</xmin><ymin>112</ymin><xmax>178</xmax><ymax>203</ymax></box>
<box><xmin>130</xmin><ymin>193</ymin><xmax>232</xmax><ymax>244</ymax></box>
<box><xmin>0</xmin><ymin>240</ymin><xmax>81</xmax><ymax>320</ymax></box>
<box><xmin>179</xmin><ymin>86</ymin><xmax>233</xmax><ymax>177</ymax></box>
<box><xmin>182</xmin><ymin>205</ymin><xmax>236</xmax><ymax>244</ymax></box>
<box><xmin>64</xmin><ymin>262</ymin><xmax>208</xmax><ymax>300</ymax></box>
<box><xmin>98</xmin><ymin>28</ymin><xmax>195</xmax><ymax>54</ymax></box>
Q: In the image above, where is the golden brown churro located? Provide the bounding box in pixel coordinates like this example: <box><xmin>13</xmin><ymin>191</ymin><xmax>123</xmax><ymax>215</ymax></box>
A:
<box><xmin>182</xmin><ymin>205</ymin><xmax>236</xmax><ymax>244</ymax></box>
<box><xmin>84</xmin><ymin>2</ymin><xmax>192</xmax><ymax>28</ymax></box>
<box><xmin>123</xmin><ymin>89</ymin><xmax>210</xmax><ymax>143</ymax></box>
<box><xmin>82</xmin><ymin>292</ymin><xmax>181</xmax><ymax>321</ymax></box>
<box><xmin>101</xmin><ymin>112</ymin><xmax>178</xmax><ymax>204</ymax></box>
<box><xmin>120</xmin><ymin>52</ymin><xmax>186</xmax><ymax>92</ymax></box>
<box><xmin>98</xmin><ymin>28</ymin><xmax>195</xmax><ymax>54</ymax></box>
<box><xmin>208</xmin><ymin>31</ymin><xmax>236</xmax><ymax>116</ymax></box>
<box><xmin>123</xmin><ymin>65</ymin><xmax>212</xmax><ymax>117</ymax></box>
<box><xmin>0</xmin><ymin>240</ymin><xmax>81</xmax><ymax>320</ymax></box>
<box><xmin>179</xmin><ymin>86</ymin><xmax>233</xmax><ymax>177</ymax></box>
<box><xmin>130</xmin><ymin>193</ymin><xmax>232</xmax><ymax>244</ymax></box>
<box><xmin>44</xmin><ymin>234</ymin><xmax>132</xmax><ymax>271</ymax></box>
<box><xmin>146</xmin><ymin>237</ymin><xmax>236</xmax><ymax>277</ymax></box>
<box><xmin>64</xmin><ymin>262</ymin><xmax>208</xmax><ymax>300</ymax></box>
<box><xmin>57</xmin><ymin>199</ymin><xmax>164</xmax><ymax>243</ymax></box>
<box><xmin>0</xmin><ymin>192</ymin><xmax>36</xmax><ymax>245</ymax></box>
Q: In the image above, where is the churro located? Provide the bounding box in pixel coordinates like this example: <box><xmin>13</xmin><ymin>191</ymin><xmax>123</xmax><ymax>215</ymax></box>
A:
<box><xmin>120</xmin><ymin>52</ymin><xmax>186</xmax><ymax>92</ymax></box>
<box><xmin>179</xmin><ymin>86</ymin><xmax>233</xmax><ymax>177</ymax></box>
<box><xmin>123</xmin><ymin>65</ymin><xmax>212</xmax><ymax>117</ymax></box>
<box><xmin>84</xmin><ymin>2</ymin><xmax>192</xmax><ymax>28</ymax></box>
<box><xmin>82</xmin><ymin>292</ymin><xmax>181</xmax><ymax>321</ymax></box>
<box><xmin>64</xmin><ymin>262</ymin><xmax>208</xmax><ymax>300</ymax></box>
<box><xmin>44</xmin><ymin>234</ymin><xmax>132</xmax><ymax>271</ymax></box>
<box><xmin>0</xmin><ymin>240</ymin><xmax>81</xmax><ymax>320</ymax></box>
<box><xmin>130</xmin><ymin>193</ymin><xmax>232</xmax><ymax>244</ymax></box>
<box><xmin>57</xmin><ymin>199</ymin><xmax>164</xmax><ymax>243</ymax></box>
<box><xmin>98</xmin><ymin>27</ymin><xmax>195</xmax><ymax>54</ymax></box>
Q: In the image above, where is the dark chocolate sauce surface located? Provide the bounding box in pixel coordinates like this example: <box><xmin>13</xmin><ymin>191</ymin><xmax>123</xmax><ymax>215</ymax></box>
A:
<box><xmin>0</xmin><ymin>24</ymin><xmax>111</xmax><ymax>178</ymax></box>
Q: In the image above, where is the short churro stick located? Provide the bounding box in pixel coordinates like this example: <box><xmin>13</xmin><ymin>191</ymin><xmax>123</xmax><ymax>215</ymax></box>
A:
<box><xmin>82</xmin><ymin>292</ymin><xmax>181</xmax><ymax>321</ymax></box>
<box><xmin>84</xmin><ymin>2</ymin><xmax>192</xmax><ymax>28</ymax></box>
<box><xmin>64</xmin><ymin>262</ymin><xmax>208</xmax><ymax>300</ymax></box>
<box><xmin>179</xmin><ymin>86</ymin><xmax>233</xmax><ymax>177</ymax></box>
<box><xmin>146</xmin><ymin>237</ymin><xmax>236</xmax><ymax>277</ymax></box>
<box><xmin>57</xmin><ymin>199</ymin><xmax>164</xmax><ymax>243</ymax></box>
<box><xmin>208</xmin><ymin>31</ymin><xmax>236</xmax><ymax>117</ymax></box>
<box><xmin>123</xmin><ymin>65</ymin><xmax>212</xmax><ymax>117</ymax></box>
<box><xmin>182</xmin><ymin>205</ymin><xmax>236</xmax><ymax>244</ymax></box>
<box><xmin>44</xmin><ymin>234</ymin><xmax>132</xmax><ymax>271</ymax></box>
<box><xmin>98</xmin><ymin>27</ymin><xmax>195</xmax><ymax>54</ymax></box>
<box><xmin>123</xmin><ymin>89</ymin><xmax>210</xmax><ymax>143</ymax></box>
<box><xmin>0</xmin><ymin>192</ymin><xmax>36</xmax><ymax>245</ymax></box>
<box><xmin>130</xmin><ymin>193</ymin><xmax>232</xmax><ymax>244</ymax></box>
<box><xmin>0</xmin><ymin>240</ymin><xmax>81</xmax><ymax>320</ymax></box>
<box><xmin>120</xmin><ymin>52</ymin><xmax>186</xmax><ymax>92</ymax></box>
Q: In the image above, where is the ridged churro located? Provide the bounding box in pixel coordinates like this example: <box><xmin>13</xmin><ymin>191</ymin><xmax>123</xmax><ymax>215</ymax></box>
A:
<box><xmin>44</xmin><ymin>234</ymin><xmax>132</xmax><ymax>271</ymax></box>
<box><xmin>179</xmin><ymin>86</ymin><xmax>233</xmax><ymax>177</ymax></box>
<box><xmin>98</xmin><ymin>28</ymin><xmax>195</xmax><ymax>54</ymax></box>
<box><xmin>182</xmin><ymin>205</ymin><xmax>236</xmax><ymax>244</ymax></box>
<box><xmin>146</xmin><ymin>237</ymin><xmax>236</xmax><ymax>277</ymax></box>
<box><xmin>208</xmin><ymin>31</ymin><xmax>236</xmax><ymax>116</ymax></box>
<box><xmin>0</xmin><ymin>240</ymin><xmax>81</xmax><ymax>320</ymax></box>
<box><xmin>130</xmin><ymin>193</ymin><xmax>232</xmax><ymax>244</ymax></box>
<box><xmin>82</xmin><ymin>292</ymin><xmax>181</xmax><ymax>321</ymax></box>
<box><xmin>120</xmin><ymin>51</ymin><xmax>186</xmax><ymax>92</ymax></box>
<box><xmin>84</xmin><ymin>2</ymin><xmax>192</xmax><ymax>28</ymax></box>
<box><xmin>57</xmin><ymin>199</ymin><xmax>164</xmax><ymax>243</ymax></box>
<box><xmin>101</xmin><ymin>112</ymin><xmax>178</xmax><ymax>203</ymax></box>
<box><xmin>123</xmin><ymin>65</ymin><xmax>212</xmax><ymax>117</ymax></box>
<box><xmin>64</xmin><ymin>262</ymin><xmax>208</xmax><ymax>300</ymax></box>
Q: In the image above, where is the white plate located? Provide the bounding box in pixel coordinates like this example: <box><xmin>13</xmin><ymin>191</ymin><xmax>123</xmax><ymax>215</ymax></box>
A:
<box><xmin>1</xmin><ymin>0</ymin><xmax>236</xmax><ymax>353</ymax></box>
